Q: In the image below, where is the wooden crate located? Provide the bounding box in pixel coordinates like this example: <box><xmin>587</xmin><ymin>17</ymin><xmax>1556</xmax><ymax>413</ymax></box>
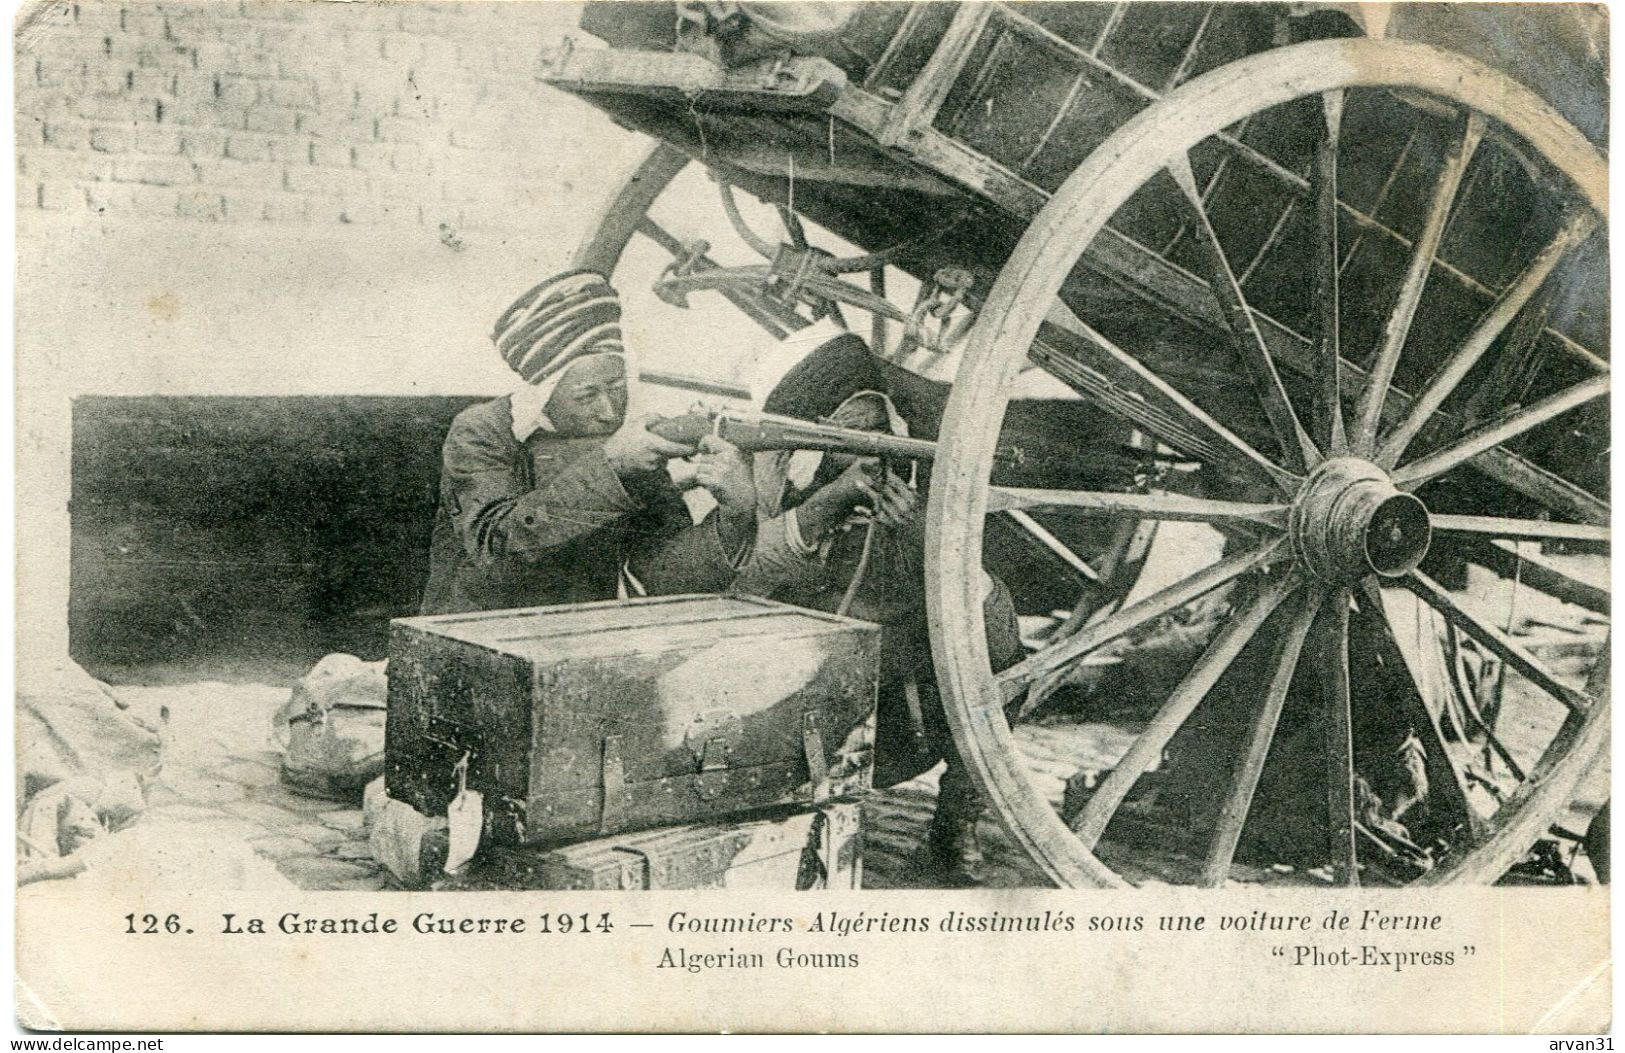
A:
<box><xmin>480</xmin><ymin>803</ymin><xmax>863</xmax><ymax>890</ymax></box>
<box><xmin>385</xmin><ymin>595</ymin><xmax>878</xmax><ymax>846</ymax></box>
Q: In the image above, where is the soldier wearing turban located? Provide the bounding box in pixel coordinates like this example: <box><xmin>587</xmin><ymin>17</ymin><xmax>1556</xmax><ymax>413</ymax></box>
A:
<box><xmin>730</xmin><ymin>332</ymin><xmax>1025</xmax><ymax>886</ymax></box>
<box><xmin>420</xmin><ymin>271</ymin><xmax>757</xmax><ymax>615</ymax></box>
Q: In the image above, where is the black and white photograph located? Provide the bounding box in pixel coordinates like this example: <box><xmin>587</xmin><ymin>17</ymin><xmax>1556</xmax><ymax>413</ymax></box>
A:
<box><xmin>12</xmin><ymin>0</ymin><xmax>1613</xmax><ymax>1033</ymax></box>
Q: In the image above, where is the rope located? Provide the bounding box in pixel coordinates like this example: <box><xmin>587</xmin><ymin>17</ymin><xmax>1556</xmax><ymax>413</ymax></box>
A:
<box><xmin>836</xmin><ymin>519</ymin><xmax>877</xmax><ymax>618</ymax></box>
<box><xmin>717</xmin><ymin>182</ymin><xmax>775</xmax><ymax>258</ymax></box>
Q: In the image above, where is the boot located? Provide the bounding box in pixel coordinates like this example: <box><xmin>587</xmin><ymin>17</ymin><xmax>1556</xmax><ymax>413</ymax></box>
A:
<box><xmin>915</xmin><ymin>762</ymin><xmax>986</xmax><ymax>887</ymax></box>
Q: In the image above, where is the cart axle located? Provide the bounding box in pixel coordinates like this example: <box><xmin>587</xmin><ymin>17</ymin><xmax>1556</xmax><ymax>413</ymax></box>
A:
<box><xmin>1289</xmin><ymin>458</ymin><xmax>1432</xmax><ymax>582</ymax></box>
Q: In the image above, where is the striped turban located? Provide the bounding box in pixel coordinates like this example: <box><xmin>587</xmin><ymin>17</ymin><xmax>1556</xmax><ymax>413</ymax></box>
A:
<box><xmin>493</xmin><ymin>270</ymin><xmax>625</xmax><ymax>385</ymax></box>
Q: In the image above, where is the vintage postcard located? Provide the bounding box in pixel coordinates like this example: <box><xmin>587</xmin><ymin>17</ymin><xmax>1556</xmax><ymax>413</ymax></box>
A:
<box><xmin>13</xmin><ymin>0</ymin><xmax>1612</xmax><ymax>1034</ymax></box>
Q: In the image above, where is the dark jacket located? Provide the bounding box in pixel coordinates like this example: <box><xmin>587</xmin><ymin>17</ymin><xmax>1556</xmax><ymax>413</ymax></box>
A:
<box><xmin>420</xmin><ymin>396</ymin><xmax>743</xmax><ymax>616</ymax></box>
<box><xmin>732</xmin><ymin>449</ymin><xmax>1023</xmax><ymax>788</ymax></box>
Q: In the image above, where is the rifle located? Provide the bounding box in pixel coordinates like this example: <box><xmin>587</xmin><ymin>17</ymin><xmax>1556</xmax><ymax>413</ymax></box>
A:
<box><xmin>649</xmin><ymin>408</ymin><xmax>1027</xmax><ymax>469</ymax></box>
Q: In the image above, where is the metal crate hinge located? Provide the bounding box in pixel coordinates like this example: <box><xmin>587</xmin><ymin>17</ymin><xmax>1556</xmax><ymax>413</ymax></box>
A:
<box><xmin>610</xmin><ymin>846</ymin><xmax>654</xmax><ymax>891</ymax></box>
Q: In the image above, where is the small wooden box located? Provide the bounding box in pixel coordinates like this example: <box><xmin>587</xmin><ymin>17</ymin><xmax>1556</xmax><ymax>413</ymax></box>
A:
<box><xmin>481</xmin><ymin>803</ymin><xmax>863</xmax><ymax>890</ymax></box>
<box><xmin>385</xmin><ymin>595</ymin><xmax>878</xmax><ymax>846</ymax></box>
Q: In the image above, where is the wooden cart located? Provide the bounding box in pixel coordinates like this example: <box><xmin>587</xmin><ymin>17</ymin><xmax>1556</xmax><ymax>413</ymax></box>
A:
<box><xmin>538</xmin><ymin>1</ymin><xmax>1609</xmax><ymax>888</ymax></box>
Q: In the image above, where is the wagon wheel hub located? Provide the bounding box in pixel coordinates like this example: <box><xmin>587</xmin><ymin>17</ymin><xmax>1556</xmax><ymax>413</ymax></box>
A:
<box><xmin>1288</xmin><ymin>457</ymin><xmax>1431</xmax><ymax>583</ymax></box>
<box><xmin>924</xmin><ymin>36</ymin><xmax>1609</xmax><ymax>889</ymax></box>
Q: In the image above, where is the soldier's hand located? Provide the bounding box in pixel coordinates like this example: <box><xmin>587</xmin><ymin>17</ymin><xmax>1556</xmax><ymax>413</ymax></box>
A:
<box><xmin>691</xmin><ymin>435</ymin><xmax>756</xmax><ymax>514</ymax></box>
<box><xmin>869</xmin><ymin>470</ymin><xmax>921</xmax><ymax>529</ymax></box>
<box><xmin>828</xmin><ymin>458</ymin><xmax>882</xmax><ymax>512</ymax></box>
<box><xmin>603</xmin><ymin>415</ymin><xmax>699</xmax><ymax>476</ymax></box>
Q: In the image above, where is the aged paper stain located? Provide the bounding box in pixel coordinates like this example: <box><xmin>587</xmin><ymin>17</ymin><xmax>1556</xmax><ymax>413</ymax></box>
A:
<box><xmin>144</xmin><ymin>292</ymin><xmax>180</xmax><ymax>323</ymax></box>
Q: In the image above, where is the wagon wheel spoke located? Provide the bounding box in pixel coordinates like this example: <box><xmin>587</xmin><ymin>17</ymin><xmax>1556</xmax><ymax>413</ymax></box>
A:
<box><xmin>1414</xmin><ymin>632</ymin><xmax>1610</xmax><ymax>888</ymax></box>
<box><xmin>1356</xmin><ymin>580</ymin><xmax>1490</xmax><ymax>845</ymax></box>
<box><xmin>1431</xmin><ymin>514</ymin><xmax>1611</xmax><ymax>546</ymax></box>
<box><xmin>1350</xmin><ymin>114</ymin><xmax>1485</xmax><ymax>454</ymax></box>
<box><xmin>632</xmin><ymin>215</ymin><xmax>680</xmax><ymax>253</ymax></box>
<box><xmin>1438</xmin><ymin>609</ymin><xmax>1527</xmax><ymax>782</ymax></box>
<box><xmin>1316</xmin><ymin>587</ymin><xmax>1359</xmax><ymax>886</ymax></box>
<box><xmin>1083</xmin><ymin>516</ymin><xmax>1160</xmax><ymax>620</ymax></box>
<box><xmin>987</xmin><ymin>487</ymin><xmax>1288</xmax><ymax>526</ymax></box>
<box><xmin>918</xmin><ymin>36</ymin><xmax>1610</xmax><ymax>890</ymax></box>
<box><xmin>1070</xmin><ymin>574</ymin><xmax>1299</xmax><ymax>848</ymax></box>
<box><xmin>1454</xmin><ymin>288</ymin><xmax>1560</xmax><ymax>438</ymax></box>
<box><xmin>1043</xmin><ymin>309</ymin><xmax>1300</xmax><ymax>492</ymax></box>
<box><xmin>1464</xmin><ymin>538</ymin><xmax>1609</xmax><ymax>616</ymax></box>
<box><xmin>1005</xmin><ymin>509</ymin><xmax>1099</xmax><ymax>582</ymax></box>
<box><xmin>1392</xmin><ymin>373</ymin><xmax>1609</xmax><ymax>488</ymax></box>
<box><xmin>996</xmin><ymin>541</ymin><xmax>1286</xmax><ymax>702</ymax></box>
<box><xmin>1378</xmin><ymin>211</ymin><xmax>1599</xmax><ymax>468</ymax></box>
<box><xmin>1200</xmin><ymin>588</ymin><xmax>1322</xmax><ymax>886</ymax></box>
<box><xmin>1033</xmin><ymin>516</ymin><xmax>1161</xmax><ymax>658</ymax></box>
<box><xmin>1312</xmin><ymin>91</ymin><xmax>1347</xmax><ymax>455</ymax></box>
<box><xmin>1403</xmin><ymin>570</ymin><xmax>1598</xmax><ymax>714</ymax></box>
<box><xmin>869</xmin><ymin>266</ymin><xmax>888</xmax><ymax>353</ymax></box>
<box><xmin>1169</xmin><ymin>155</ymin><xmax>1319</xmax><ymax>472</ymax></box>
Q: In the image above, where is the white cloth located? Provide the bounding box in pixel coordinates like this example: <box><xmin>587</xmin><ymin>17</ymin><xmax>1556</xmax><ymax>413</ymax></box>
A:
<box><xmin>509</xmin><ymin>381</ymin><xmax>553</xmax><ymax>442</ymax></box>
<box><xmin>510</xmin><ymin>351</ymin><xmax>628</xmax><ymax>441</ymax></box>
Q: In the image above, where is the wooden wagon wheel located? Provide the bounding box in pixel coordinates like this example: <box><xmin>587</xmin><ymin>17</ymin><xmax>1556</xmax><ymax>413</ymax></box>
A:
<box><xmin>573</xmin><ymin>142</ymin><xmax>1161</xmax><ymax>626</ymax></box>
<box><xmin>927</xmin><ymin>37</ymin><xmax>1609</xmax><ymax>888</ymax></box>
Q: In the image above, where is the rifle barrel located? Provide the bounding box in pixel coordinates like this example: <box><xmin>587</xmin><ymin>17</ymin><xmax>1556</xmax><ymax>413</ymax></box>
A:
<box><xmin>650</xmin><ymin>411</ymin><xmax>1023</xmax><ymax>467</ymax></box>
<box><xmin>730</xmin><ymin>416</ymin><xmax>942</xmax><ymax>462</ymax></box>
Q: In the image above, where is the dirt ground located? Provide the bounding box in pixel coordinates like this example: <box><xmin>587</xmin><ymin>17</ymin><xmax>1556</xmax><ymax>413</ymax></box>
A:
<box><xmin>42</xmin><ymin>543</ymin><xmax>1602</xmax><ymax>892</ymax></box>
<box><xmin>75</xmin><ymin>646</ymin><xmax>1603</xmax><ymax>892</ymax></box>
<box><xmin>71</xmin><ymin>676</ymin><xmax>1105</xmax><ymax>891</ymax></box>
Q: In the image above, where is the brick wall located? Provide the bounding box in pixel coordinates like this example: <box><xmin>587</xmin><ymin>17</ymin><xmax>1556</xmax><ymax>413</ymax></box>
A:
<box><xmin>16</xmin><ymin>0</ymin><xmax>590</xmax><ymax>232</ymax></box>
<box><xmin>15</xmin><ymin>2</ymin><xmax>777</xmax><ymax>663</ymax></box>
